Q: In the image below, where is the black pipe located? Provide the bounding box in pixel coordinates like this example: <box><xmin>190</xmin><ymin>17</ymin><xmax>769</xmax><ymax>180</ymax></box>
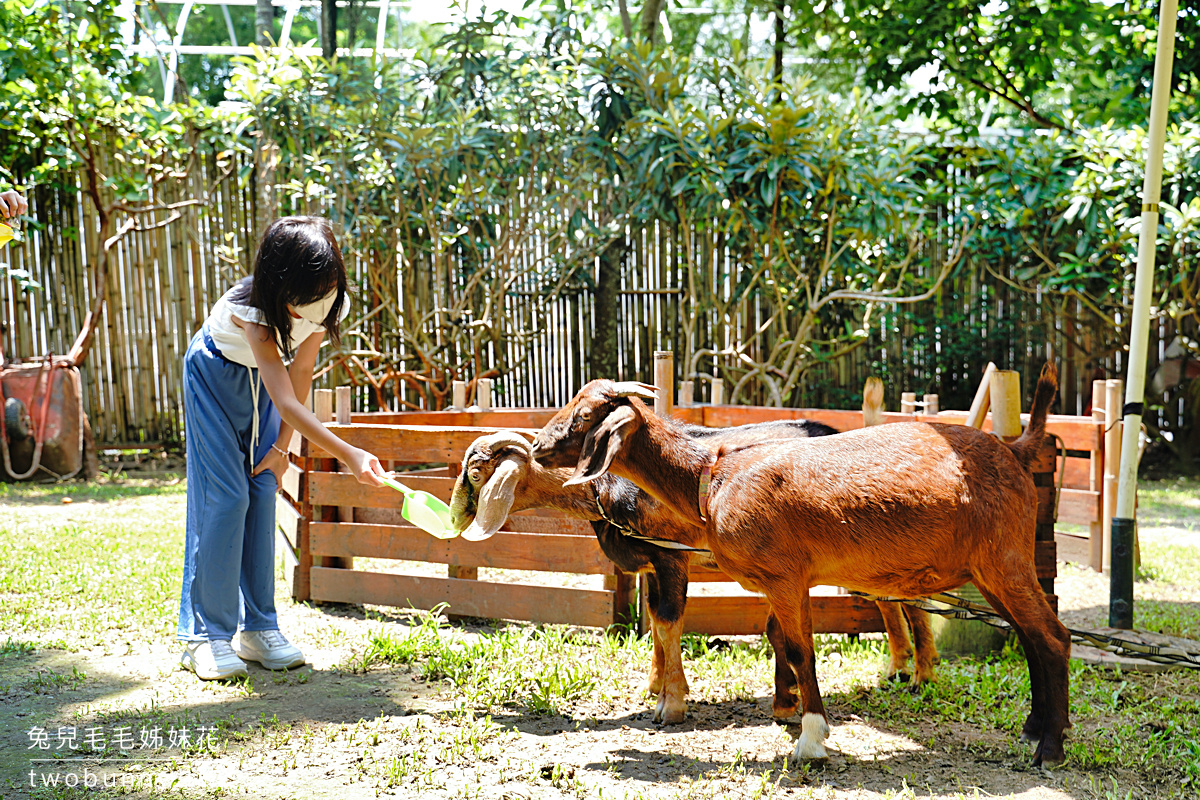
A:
<box><xmin>1109</xmin><ymin>516</ymin><xmax>1136</xmax><ymax>629</ymax></box>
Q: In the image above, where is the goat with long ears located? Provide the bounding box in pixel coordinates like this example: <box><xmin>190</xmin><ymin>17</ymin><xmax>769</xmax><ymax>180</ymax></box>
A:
<box><xmin>531</xmin><ymin>367</ymin><xmax>1070</xmax><ymax>766</ymax></box>
<box><xmin>449</xmin><ymin>417</ymin><xmax>937</xmax><ymax>726</ymax></box>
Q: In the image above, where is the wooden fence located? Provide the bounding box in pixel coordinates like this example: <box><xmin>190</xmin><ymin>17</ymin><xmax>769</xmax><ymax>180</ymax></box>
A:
<box><xmin>276</xmin><ymin>395</ymin><xmax>1088</xmax><ymax>633</ymax></box>
<box><xmin>0</xmin><ymin>159</ymin><xmax>1184</xmax><ymax>447</ymax></box>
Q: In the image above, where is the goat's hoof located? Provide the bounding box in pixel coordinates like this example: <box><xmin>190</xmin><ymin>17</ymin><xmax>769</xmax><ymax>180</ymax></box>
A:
<box><xmin>884</xmin><ymin>669</ymin><xmax>912</xmax><ymax>684</ymax></box>
<box><xmin>791</xmin><ymin>714</ymin><xmax>831</xmax><ymax>761</ymax></box>
<box><xmin>654</xmin><ymin>696</ymin><xmax>686</xmax><ymax>725</ymax></box>
<box><xmin>772</xmin><ymin>706</ymin><xmax>798</xmax><ymax>721</ymax></box>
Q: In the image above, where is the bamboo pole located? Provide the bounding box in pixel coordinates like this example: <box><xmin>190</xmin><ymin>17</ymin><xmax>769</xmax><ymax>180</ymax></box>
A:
<box><xmin>989</xmin><ymin>371</ymin><xmax>1022</xmax><ymax>440</ymax></box>
<box><xmin>1112</xmin><ymin>0</ymin><xmax>1179</xmax><ymax>629</ymax></box>
<box><xmin>654</xmin><ymin>351</ymin><xmax>673</xmax><ymax>418</ymax></box>
<box><xmin>965</xmin><ymin>362</ymin><xmax>998</xmax><ymax>428</ymax></box>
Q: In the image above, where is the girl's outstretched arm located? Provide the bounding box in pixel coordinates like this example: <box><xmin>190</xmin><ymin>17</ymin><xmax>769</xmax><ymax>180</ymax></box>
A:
<box><xmin>241</xmin><ymin>320</ymin><xmax>386</xmax><ymax>487</ymax></box>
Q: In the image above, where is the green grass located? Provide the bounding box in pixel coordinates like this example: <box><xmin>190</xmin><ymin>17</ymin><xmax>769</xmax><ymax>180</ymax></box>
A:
<box><xmin>1138</xmin><ymin>476</ymin><xmax>1200</xmax><ymax>529</ymax></box>
<box><xmin>0</xmin><ymin>477</ymin><xmax>186</xmax><ymax>649</ymax></box>
<box><xmin>3</xmin><ymin>473</ymin><xmax>1200</xmax><ymax>798</ymax></box>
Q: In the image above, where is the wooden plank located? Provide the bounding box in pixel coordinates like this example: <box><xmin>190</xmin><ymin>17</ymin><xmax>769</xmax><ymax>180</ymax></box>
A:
<box><xmin>1058</xmin><ymin>488</ymin><xmax>1101</xmax><ymax>526</ymax></box>
<box><xmin>305</xmin><ymin>425</ymin><xmax>540</xmax><ymax>463</ymax></box>
<box><xmin>309</xmin><ymin>472</ymin><xmax>458</xmax><ymax>506</ymax></box>
<box><xmin>309</xmin><ymin>523</ymin><xmax>614</xmax><ymax>573</ymax></box>
<box><xmin>682</xmin><ymin>594</ymin><xmax>887</xmax><ymax>636</ymax></box>
<box><xmin>352</xmin><ymin>409</ymin><xmax>559</xmax><ymax>428</ymax></box>
<box><xmin>1059</xmin><ymin>456</ymin><xmax>1092</xmax><ymax>491</ymax></box>
<box><xmin>1035</xmin><ymin>541</ymin><xmax>1057</xmax><ymax>580</ymax></box>
<box><xmin>280</xmin><ymin>459</ymin><xmax>304</xmax><ymax>503</ymax></box>
<box><xmin>309</xmin><ymin>568</ymin><xmax>617</xmax><ymax>628</ymax></box>
<box><xmin>276</xmin><ymin>496</ymin><xmax>301</xmax><ymax>544</ymax></box>
<box><xmin>1055</xmin><ymin>532</ymin><xmax>1090</xmax><ymax>566</ymax></box>
<box><xmin>696</xmin><ymin>407</ymin><xmax>1101</xmax><ymax>451</ymax></box>
<box><xmin>687</xmin><ymin>563</ymin><xmax>737</xmax><ymax>583</ymax></box>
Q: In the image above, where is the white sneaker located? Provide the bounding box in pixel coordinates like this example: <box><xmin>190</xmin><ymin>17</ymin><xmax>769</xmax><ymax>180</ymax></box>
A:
<box><xmin>233</xmin><ymin>630</ymin><xmax>306</xmax><ymax>670</ymax></box>
<box><xmin>181</xmin><ymin>640</ymin><xmax>249</xmax><ymax>680</ymax></box>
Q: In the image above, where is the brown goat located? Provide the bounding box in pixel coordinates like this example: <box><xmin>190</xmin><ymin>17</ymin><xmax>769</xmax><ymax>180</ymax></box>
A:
<box><xmin>530</xmin><ymin>365</ymin><xmax>1070</xmax><ymax>766</ymax></box>
<box><xmin>448</xmin><ymin>426</ymin><xmax>937</xmax><ymax>726</ymax></box>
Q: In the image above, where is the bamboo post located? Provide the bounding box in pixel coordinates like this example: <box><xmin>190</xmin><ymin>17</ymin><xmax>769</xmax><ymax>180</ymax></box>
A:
<box><xmin>922</xmin><ymin>394</ymin><xmax>939</xmax><ymax>416</ymax></box>
<box><xmin>449</xmin><ymin>380</ymin><xmax>467</xmax><ymax>411</ymax></box>
<box><xmin>990</xmin><ymin>371</ymin><xmax>1023</xmax><ymax>440</ymax></box>
<box><xmin>1111</xmin><ymin>0</ymin><xmax>1179</xmax><ymax>629</ymax></box>
<box><xmin>900</xmin><ymin>392</ymin><xmax>916</xmax><ymax>415</ymax></box>
<box><xmin>653</xmin><ymin>351</ymin><xmax>673</xmax><ymax>418</ymax></box>
<box><xmin>1103</xmin><ymin>379</ymin><xmax>1123</xmax><ymax>574</ymax></box>
<box><xmin>1090</xmin><ymin>379</ymin><xmax>1106</xmax><ymax>572</ymax></box>
<box><xmin>314</xmin><ymin>388</ymin><xmax>334</xmax><ymax>424</ymax></box>
<box><xmin>477</xmin><ymin>378</ymin><xmax>493</xmax><ymax>410</ymax></box>
<box><xmin>335</xmin><ymin>386</ymin><xmax>352</xmax><ymax>425</ymax></box>
<box><xmin>711</xmin><ymin>378</ymin><xmax>725</xmax><ymax>406</ymax></box>
<box><xmin>679</xmin><ymin>380</ymin><xmax>694</xmax><ymax>407</ymax></box>
<box><xmin>639</xmin><ymin>350</ymin><xmax>675</xmax><ymax>635</ymax></box>
<box><xmin>935</xmin><ymin>370</ymin><xmax>1021</xmax><ymax>656</ymax></box>
<box><xmin>331</xmin><ymin>386</ymin><xmax>354</xmax><ymax>570</ymax></box>
<box><xmin>965</xmin><ymin>362</ymin><xmax>998</xmax><ymax>429</ymax></box>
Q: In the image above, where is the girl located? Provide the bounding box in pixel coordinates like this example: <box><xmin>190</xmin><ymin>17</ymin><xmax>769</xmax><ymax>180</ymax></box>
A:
<box><xmin>179</xmin><ymin>216</ymin><xmax>387</xmax><ymax>680</ymax></box>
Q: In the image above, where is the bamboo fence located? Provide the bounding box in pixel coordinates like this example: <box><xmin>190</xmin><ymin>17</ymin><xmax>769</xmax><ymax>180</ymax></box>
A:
<box><xmin>0</xmin><ymin>154</ymin><xmax>1184</xmax><ymax>447</ymax></box>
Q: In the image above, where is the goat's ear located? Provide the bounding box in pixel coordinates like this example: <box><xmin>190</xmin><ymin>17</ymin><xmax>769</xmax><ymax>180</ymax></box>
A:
<box><xmin>610</xmin><ymin>381</ymin><xmax>659</xmax><ymax>402</ymax></box>
<box><xmin>461</xmin><ymin>458</ymin><xmax>523</xmax><ymax>541</ymax></box>
<box><xmin>564</xmin><ymin>405</ymin><xmax>638</xmax><ymax>486</ymax></box>
<box><xmin>448</xmin><ymin>469</ymin><xmax>474</xmax><ymax>533</ymax></box>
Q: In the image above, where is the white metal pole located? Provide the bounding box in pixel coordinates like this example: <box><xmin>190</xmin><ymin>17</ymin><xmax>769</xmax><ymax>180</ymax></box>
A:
<box><xmin>1110</xmin><ymin>0</ymin><xmax>1179</xmax><ymax>628</ymax></box>
<box><xmin>165</xmin><ymin>0</ymin><xmax>195</xmax><ymax>104</ymax></box>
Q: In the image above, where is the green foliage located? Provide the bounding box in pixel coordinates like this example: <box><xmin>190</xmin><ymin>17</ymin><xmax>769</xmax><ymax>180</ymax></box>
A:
<box><xmin>788</xmin><ymin>0</ymin><xmax>1184</xmax><ymax>130</ymax></box>
<box><xmin>2</xmin><ymin>1</ymin><xmax>1199</xmax><ymax>421</ymax></box>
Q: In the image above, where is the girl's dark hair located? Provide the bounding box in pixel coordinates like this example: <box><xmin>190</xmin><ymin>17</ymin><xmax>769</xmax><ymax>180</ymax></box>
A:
<box><xmin>231</xmin><ymin>216</ymin><xmax>348</xmax><ymax>358</ymax></box>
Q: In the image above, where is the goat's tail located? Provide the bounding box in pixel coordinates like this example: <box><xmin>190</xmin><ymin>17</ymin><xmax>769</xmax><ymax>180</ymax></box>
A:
<box><xmin>862</xmin><ymin>377</ymin><xmax>884</xmax><ymax>427</ymax></box>
<box><xmin>1007</xmin><ymin>361</ymin><xmax>1058</xmax><ymax>470</ymax></box>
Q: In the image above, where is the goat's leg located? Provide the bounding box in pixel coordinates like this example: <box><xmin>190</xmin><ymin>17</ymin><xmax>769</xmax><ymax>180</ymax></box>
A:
<box><xmin>877</xmin><ymin>601</ymin><xmax>914</xmax><ymax>682</ymax></box>
<box><xmin>976</xmin><ymin>573</ymin><xmax>1071</xmax><ymax>766</ymax></box>
<box><xmin>771</xmin><ymin>595</ymin><xmax>829</xmax><ymax>760</ymax></box>
<box><xmin>649</xmin><ymin>561</ymin><xmax>690</xmax><ymax>725</ymax></box>
<box><xmin>902</xmin><ymin>606</ymin><xmax>938</xmax><ymax>685</ymax></box>
<box><xmin>766</xmin><ymin>613</ymin><xmax>799</xmax><ymax>720</ymax></box>
<box><xmin>644</xmin><ymin>572</ymin><xmax>665</xmax><ymax>696</ymax></box>
<box><xmin>973</xmin><ymin>583</ymin><xmax>1047</xmax><ymax>741</ymax></box>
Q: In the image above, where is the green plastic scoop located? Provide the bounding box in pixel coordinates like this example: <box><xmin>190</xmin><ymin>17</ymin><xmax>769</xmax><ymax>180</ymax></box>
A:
<box><xmin>380</xmin><ymin>476</ymin><xmax>457</xmax><ymax>539</ymax></box>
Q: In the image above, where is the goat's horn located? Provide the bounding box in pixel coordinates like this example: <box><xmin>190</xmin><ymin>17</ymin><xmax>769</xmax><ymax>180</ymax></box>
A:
<box><xmin>478</xmin><ymin>431</ymin><xmax>533</xmax><ymax>455</ymax></box>
<box><xmin>611</xmin><ymin>382</ymin><xmax>659</xmax><ymax>401</ymax></box>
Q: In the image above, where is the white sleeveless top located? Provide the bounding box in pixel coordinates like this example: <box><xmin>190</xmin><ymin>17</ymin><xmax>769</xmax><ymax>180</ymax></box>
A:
<box><xmin>205</xmin><ymin>286</ymin><xmax>349</xmax><ymax>368</ymax></box>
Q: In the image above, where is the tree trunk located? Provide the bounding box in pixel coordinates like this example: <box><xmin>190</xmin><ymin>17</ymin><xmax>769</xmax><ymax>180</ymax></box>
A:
<box><xmin>256</xmin><ymin>0</ymin><xmax>273</xmax><ymax>46</ymax></box>
<box><xmin>590</xmin><ymin>238</ymin><xmax>624</xmax><ymax>380</ymax></box>
<box><xmin>639</xmin><ymin>0</ymin><xmax>667</xmax><ymax>44</ymax></box>
<box><xmin>321</xmin><ymin>0</ymin><xmax>337</xmax><ymax>58</ymax></box>
<box><xmin>773</xmin><ymin>0</ymin><xmax>785</xmax><ymax>94</ymax></box>
<box><xmin>618</xmin><ymin>0</ymin><xmax>633</xmax><ymax>40</ymax></box>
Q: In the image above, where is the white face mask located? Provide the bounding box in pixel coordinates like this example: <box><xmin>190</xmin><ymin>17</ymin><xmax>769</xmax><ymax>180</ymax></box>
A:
<box><xmin>291</xmin><ymin>289</ymin><xmax>339</xmax><ymax>324</ymax></box>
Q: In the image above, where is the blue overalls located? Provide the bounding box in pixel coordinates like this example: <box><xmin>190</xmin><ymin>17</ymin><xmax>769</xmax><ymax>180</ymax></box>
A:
<box><xmin>177</xmin><ymin>325</ymin><xmax>282</xmax><ymax>642</ymax></box>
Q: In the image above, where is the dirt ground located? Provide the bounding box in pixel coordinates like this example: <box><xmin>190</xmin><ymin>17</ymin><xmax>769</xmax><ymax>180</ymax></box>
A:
<box><xmin>2</xmin><ymin>476</ymin><xmax>1197</xmax><ymax>800</ymax></box>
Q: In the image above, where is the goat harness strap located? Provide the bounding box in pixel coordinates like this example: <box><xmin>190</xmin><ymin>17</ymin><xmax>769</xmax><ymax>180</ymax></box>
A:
<box><xmin>590</xmin><ymin>484</ymin><xmax>711</xmax><ymax>553</ymax></box>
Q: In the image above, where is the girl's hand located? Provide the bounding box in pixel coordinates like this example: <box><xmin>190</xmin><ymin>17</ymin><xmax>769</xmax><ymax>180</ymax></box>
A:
<box><xmin>0</xmin><ymin>191</ymin><xmax>27</xmax><ymax>220</ymax></box>
<box><xmin>252</xmin><ymin>447</ymin><xmax>288</xmax><ymax>487</ymax></box>
<box><xmin>346</xmin><ymin>447</ymin><xmax>387</xmax><ymax>487</ymax></box>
